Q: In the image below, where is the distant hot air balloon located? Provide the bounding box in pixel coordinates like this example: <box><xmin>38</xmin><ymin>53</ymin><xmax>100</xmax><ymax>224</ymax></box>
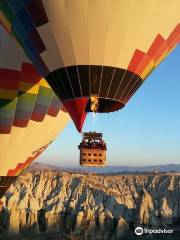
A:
<box><xmin>0</xmin><ymin>1</ymin><xmax>179</xmax><ymax>132</ymax></box>
<box><xmin>0</xmin><ymin>26</ymin><xmax>69</xmax><ymax>201</ymax></box>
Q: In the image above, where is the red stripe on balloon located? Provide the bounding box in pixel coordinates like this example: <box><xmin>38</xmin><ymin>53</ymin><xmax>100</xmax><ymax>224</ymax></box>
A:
<box><xmin>21</xmin><ymin>63</ymin><xmax>39</xmax><ymax>75</ymax></box>
<box><xmin>7</xmin><ymin>142</ymin><xmax>51</xmax><ymax>176</ymax></box>
<box><xmin>127</xmin><ymin>24</ymin><xmax>180</xmax><ymax>78</ymax></box>
<box><xmin>63</xmin><ymin>97</ymin><xmax>88</xmax><ymax>132</ymax></box>
<box><xmin>0</xmin><ymin>69</ymin><xmax>20</xmax><ymax>90</ymax></box>
<box><xmin>13</xmin><ymin>119</ymin><xmax>29</xmax><ymax>127</ymax></box>
<box><xmin>135</xmin><ymin>54</ymin><xmax>152</xmax><ymax>75</ymax></box>
<box><xmin>47</xmin><ymin>105</ymin><xmax>61</xmax><ymax>117</ymax></box>
<box><xmin>0</xmin><ymin>125</ymin><xmax>11</xmax><ymax>134</ymax></box>
<box><xmin>166</xmin><ymin>24</ymin><xmax>180</xmax><ymax>50</ymax></box>
<box><xmin>6</xmin><ymin>170</ymin><xmax>16</xmax><ymax>176</ymax></box>
<box><xmin>127</xmin><ymin>49</ymin><xmax>145</xmax><ymax>73</ymax></box>
<box><xmin>147</xmin><ymin>34</ymin><xmax>165</xmax><ymax>58</ymax></box>
<box><xmin>31</xmin><ymin>111</ymin><xmax>45</xmax><ymax>121</ymax></box>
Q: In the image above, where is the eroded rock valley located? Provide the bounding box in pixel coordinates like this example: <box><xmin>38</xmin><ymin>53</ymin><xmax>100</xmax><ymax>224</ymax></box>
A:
<box><xmin>0</xmin><ymin>170</ymin><xmax>180</xmax><ymax>239</ymax></box>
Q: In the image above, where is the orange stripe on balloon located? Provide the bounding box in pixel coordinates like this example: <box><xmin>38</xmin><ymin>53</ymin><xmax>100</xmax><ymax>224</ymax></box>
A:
<box><xmin>0</xmin><ymin>17</ymin><xmax>11</xmax><ymax>34</ymax></box>
<box><xmin>127</xmin><ymin>24</ymin><xmax>180</xmax><ymax>80</ymax></box>
<box><xmin>153</xmin><ymin>41</ymin><xmax>168</xmax><ymax>66</ymax></box>
<box><xmin>147</xmin><ymin>34</ymin><xmax>165</xmax><ymax>58</ymax></box>
<box><xmin>6</xmin><ymin>170</ymin><xmax>16</xmax><ymax>176</ymax></box>
<box><xmin>7</xmin><ymin>142</ymin><xmax>51</xmax><ymax>176</ymax></box>
<box><xmin>166</xmin><ymin>24</ymin><xmax>180</xmax><ymax>49</ymax></box>
<box><xmin>135</xmin><ymin>54</ymin><xmax>152</xmax><ymax>76</ymax></box>
<box><xmin>127</xmin><ymin>49</ymin><xmax>145</xmax><ymax>73</ymax></box>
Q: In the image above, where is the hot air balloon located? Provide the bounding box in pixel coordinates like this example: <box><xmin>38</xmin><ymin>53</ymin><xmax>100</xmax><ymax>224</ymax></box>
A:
<box><xmin>0</xmin><ymin>26</ymin><xmax>69</xmax><ymax>201</ymax></box>
<box><xmin>0</xmin><ymin>1</ymin><xmax>179</xmax><ymax>132</ymax></box>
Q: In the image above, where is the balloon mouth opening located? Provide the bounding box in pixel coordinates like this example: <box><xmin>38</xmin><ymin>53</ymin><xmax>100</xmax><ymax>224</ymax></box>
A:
<box><xmin>85</xmin><ymin>97</ymin><xmax>125</xmax><ymax>113</ymax></box>
<box><xmin>63</xmin><ymin>97</ymin><xmax>125</xmax><ymax>132</ymax></box>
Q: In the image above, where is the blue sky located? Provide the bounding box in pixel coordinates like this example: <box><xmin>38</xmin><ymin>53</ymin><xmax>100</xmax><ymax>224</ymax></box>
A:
<box><xmin>38</xmin><ymin>45</ymin><xmax>180</xmax><ymax>167</ymax></box>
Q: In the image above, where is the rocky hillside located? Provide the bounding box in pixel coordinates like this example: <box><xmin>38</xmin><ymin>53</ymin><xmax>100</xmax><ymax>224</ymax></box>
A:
<box><xmin>0</xmin><ymin>171</ymin><xmax>180</xmax><ymax>239</ymax></box>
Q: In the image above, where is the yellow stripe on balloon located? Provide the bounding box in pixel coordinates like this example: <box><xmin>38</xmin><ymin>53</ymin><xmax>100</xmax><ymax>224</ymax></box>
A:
<box><xmin>2</xmin><ymin>21</ymin><xmax>24</xmax><ymax>50</ymax></box>
<box><xmin>39</xmin><ymin>78</ymin><xmax>51</xmax><ymax>88</ymax></box>
<box><xmin>22</xmin><ymin>163</ymin><xmax>29</xmax><ymax>170</ymax></box>
<box><xmin>0</xmin><ymin>11</ymin><xmax>11</xmax><ymax>33</ymax></box>
<box><xmin>14</xmin><ymin>39</ymin><xmax>24</xmax><ymax>52</ymax></box>
<box><xmin>167</xmin><ymin>44</ymin><xmax>177</xmax><ymax>55</ymax></box>
<box><xmin>155</xmin><ymin>50</ymin><xmax>168</xmax><ymax>67</ymax></box>
<box><xmin>0</xmin><ymin>88</ymin><xmax>17</xmax><ymax>99</ymax></box>
<box><xmin>141</xmin><ymin>60</ymin><xmax>155</xmax><ymax>80</ymax></box>
<box><xmin>19</xmin><ymin>81</ymin><xmax>39</xmax><ymax>94</ymax></box>
<box><xmin>15</xmin><ymin>169</ymin><xmax>23</xmax><ymax>176</ymax></box>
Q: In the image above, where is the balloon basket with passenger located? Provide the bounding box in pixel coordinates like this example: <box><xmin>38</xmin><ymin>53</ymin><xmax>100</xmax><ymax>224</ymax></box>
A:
<box><xmin>78</xmin><ymin>132</ymin><xmax>107</xmax><ymax>167</ymax></box>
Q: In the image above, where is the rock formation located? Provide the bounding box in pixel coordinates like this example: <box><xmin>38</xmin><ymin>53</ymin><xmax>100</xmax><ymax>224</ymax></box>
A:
<box><xmin>0</xmin><ymin>170</ymin><xmax>179</xmax><ymax>239</ymax></box>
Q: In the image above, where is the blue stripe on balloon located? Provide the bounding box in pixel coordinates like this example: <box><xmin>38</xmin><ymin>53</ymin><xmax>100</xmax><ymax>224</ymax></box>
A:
<box><xmin>17</xmin><ymin>9</ymin><xmax>35</xmax><ymax>33</ymax></box>
<box><xmin>3</xmin><ymin>1</ymin><xmax>49</xmax><ymax>76</ymax></box>
<box><xmin>12</xmin><ymin>24</ymin><xmax>48</xmax><ymax>76</ymax></box>
<box><xmin>7</xmin><ymin>1</ymin><xmax>36</xmax><ymax>35</ymax></box>
<box><xmin>21</xmin><ymin>0</ymin><xmax>32</xmax><ymax>5</ymax></box>
<box><xmin>7</xmin><ymin>0</ymin><xmax>23</xmax><ymax>13</ymax></box>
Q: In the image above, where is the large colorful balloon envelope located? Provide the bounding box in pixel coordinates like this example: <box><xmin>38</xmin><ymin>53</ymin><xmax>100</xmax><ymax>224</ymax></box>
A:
<box><xmin>0</xmin><ymin>1</ymin><xmax>179</xmax><ymax>132</ymax></box>
<box><xmin>0</xmin><ymin>25</ymin><xmax>69</xmax><ymax>200</ymax></box>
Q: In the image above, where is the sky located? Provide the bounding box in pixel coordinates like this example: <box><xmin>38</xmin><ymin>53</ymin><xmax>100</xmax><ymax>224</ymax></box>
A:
<box><xmin>38</xmin><ymin>45</ymin><xmax>180</xmax><ymax>167</ymax></box>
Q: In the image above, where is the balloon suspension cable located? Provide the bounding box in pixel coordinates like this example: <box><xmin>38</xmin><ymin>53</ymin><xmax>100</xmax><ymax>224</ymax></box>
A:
<box><xmin>92</xmin><ymin>111</ymin><xmax>96</xmax><ymax>119</ymax></box>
